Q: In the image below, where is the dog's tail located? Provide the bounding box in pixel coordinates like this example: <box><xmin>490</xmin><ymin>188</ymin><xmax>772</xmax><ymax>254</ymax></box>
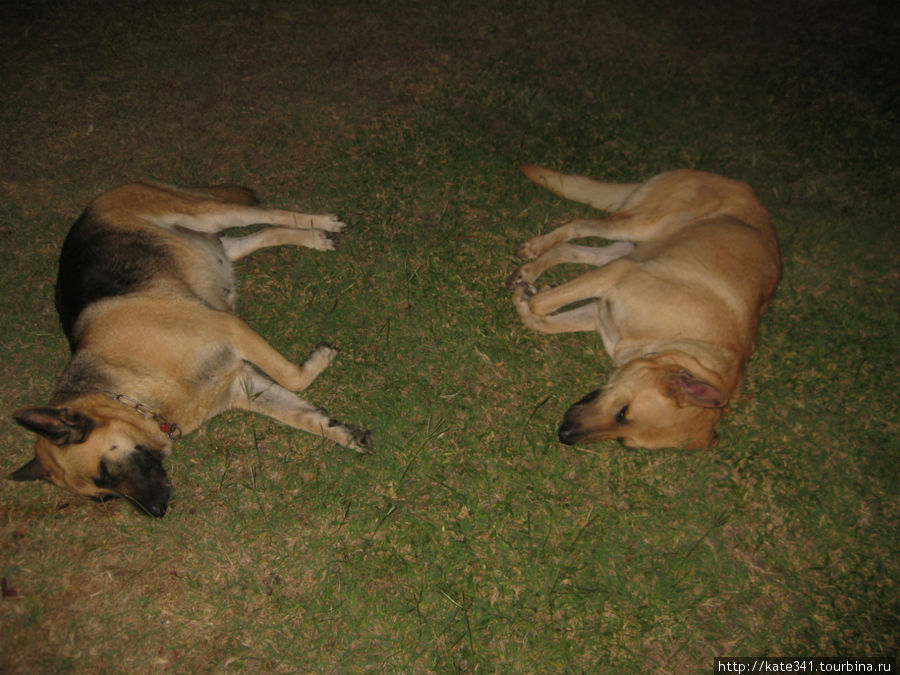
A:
<box><xmin>520</xmin><ymin>164</ymin><xmax>640</xmax><ymax>212</ymax></box>
<box><xmin>136</xmin><ymin>181</ymin><xmax>261</xmax><ymax>206</ymax></box>
<box><xmin>201</xmin><ymin>185</ymin><xmax>260</xmax><ymax>206</ymax></box>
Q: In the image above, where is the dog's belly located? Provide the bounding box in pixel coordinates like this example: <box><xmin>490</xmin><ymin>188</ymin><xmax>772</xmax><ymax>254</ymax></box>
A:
<box><xmin>171</xmin><ymin>226</ymin><xmax>237</xmax><ymax>311</ymax></box>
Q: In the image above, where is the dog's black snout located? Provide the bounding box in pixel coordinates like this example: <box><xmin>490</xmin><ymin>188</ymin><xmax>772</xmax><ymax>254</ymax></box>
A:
<box><xmin>133</xmin><ymin>483</ymin><xmax>170</xmax><ymax>517</ymax></box>
<box><xmin>577</xmin><ymin>389</ymin><xmax>601</xmax><ymax>405</ymax></box>
<box><xmin>145</xmin><ymin>501</ymin><xmax>168</xmax><ymax>518</ymax></box>
<box><xmin>558</xmin><ymin>423</ymin><xmax>580</xmax><ymax>445</ymax></box>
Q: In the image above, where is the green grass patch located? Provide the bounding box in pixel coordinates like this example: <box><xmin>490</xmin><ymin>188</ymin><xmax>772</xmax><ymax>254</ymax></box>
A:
<box><xmin>1</xmin><ymin>0</ymin><xmax>897</xmax><ymax>671</ymax></box>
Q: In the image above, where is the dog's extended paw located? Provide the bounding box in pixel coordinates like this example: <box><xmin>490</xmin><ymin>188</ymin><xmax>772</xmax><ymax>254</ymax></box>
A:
<box><xmin>315</xmin><ymin>214</ymin><xmax>347</xmax><ymax>233</ymax></box>
<box><xmin>288</xmin><ymin>212</ymin><xmax>347</xmax><ymax>232</ymax></box>
<box><xmin>516</xmin><ymin>241</ymin><xmax>536</xmax><ymax>260</ymax></box>
<box><xmin>325</xmin><ymin>416</ymin><xmax>374</xmax><ymax>454</ymax></box>
<box><xmin>348</xmin><ymin>425</ymin><xmax>374</xmax><ymax>454</ymax></box>
<box><xmin>506</xmin><ymin>259</ymin><xmax>545</xmax><ymax>289</ymax></box>
<box><xmin>302</xmin><ymin>342</ymin><xmax>339</xmax><ymax>374</ymax></box>
<box><xmin>322</xmin><ymin>230</ymin><xmax>341</xmax><ymax>250</ymax></box>
<box><xmin>506</xmin><ymin>266</ymin><xmax>537</xmax><ymax>290</ymax></box>
<box><xmin>510</xmin><ymin>281</ymin><xmax>538</xmax><ymax>322</ymax></box>
<box><xmin>517</xmin><ymin>236</ymin><xmax>551</xmax><ymax>261</ymax></box>
<box><xmin>312</xmin><ymin>342</ymin><xmax>339</xmax><ymax>360</ymax></box>
<box><xmin>304</xmin><ymin>228</ymin><xmax>341</xmax><ymax>251</ymax></box>
<box><xmin>513</xmin><ymin>280</ymin><xmax>537</xmax><ymax>300</ymax></box>
<box><xmin>505</xmin><ymin>269</ymin><xmax>523</xmax><ymax>290</ymax></box>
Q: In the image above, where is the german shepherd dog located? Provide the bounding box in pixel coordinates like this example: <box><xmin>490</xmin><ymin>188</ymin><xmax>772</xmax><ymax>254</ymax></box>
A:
<box><xmin>507</xmin><ymin>165</ymin><xmax>780</xmax><ymax>449</ymax></box>
<box><xmin>10</xmin><ymin>181</ymin><xmax>372</xmax><ymax>516</ymax></box>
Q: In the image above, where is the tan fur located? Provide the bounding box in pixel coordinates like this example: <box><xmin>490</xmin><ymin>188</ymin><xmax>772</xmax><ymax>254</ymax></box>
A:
<box><xmin>11</xmin><ymin>181</ymin><xmax>371</xmax><ymax>516</ymax></box>
<box><xmin>508</xmin><ymin>165</ymin><xmax>780</xmax><ymax>449</ymax></box>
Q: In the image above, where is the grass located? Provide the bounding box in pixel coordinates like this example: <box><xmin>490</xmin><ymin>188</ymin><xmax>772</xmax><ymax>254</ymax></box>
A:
<box><xmin>1</xmin><ymin>0</ymin><xmax>898</xmax><ymax>671</ymax></box>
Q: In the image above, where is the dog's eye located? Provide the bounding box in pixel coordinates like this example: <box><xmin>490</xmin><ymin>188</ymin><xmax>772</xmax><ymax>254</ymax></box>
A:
<box><xmin>615</xmin><ymin>405</ymin><xmax>629</xmax><ymax>425</ymax></box>
<box><xmin>93</xmin><ymin>458</ymin><xmax>118</xmax><ymax>489</ymax></box>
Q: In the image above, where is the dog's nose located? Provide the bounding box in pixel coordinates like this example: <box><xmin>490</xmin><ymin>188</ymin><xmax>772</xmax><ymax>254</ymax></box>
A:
<box><xmin>137</xmin><ymin>489</ymin><xmax>170</xmax><ymax>517</ymax></box>
<box><xmin>558</xmin><ymin>423</ymin><xmax>580</xmax><ymax>445</ymax></box>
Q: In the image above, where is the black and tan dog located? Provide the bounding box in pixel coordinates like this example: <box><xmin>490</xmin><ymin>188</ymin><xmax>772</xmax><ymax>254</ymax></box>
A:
<box><xmin>508</xmin><ymin>165</ymin><xmax>780</xmax><ymax>449</ymax></box>
<box><xmin>10</xmin><ymin>181</ymin><xmax>372</xmax><ymax>516</ymax></box>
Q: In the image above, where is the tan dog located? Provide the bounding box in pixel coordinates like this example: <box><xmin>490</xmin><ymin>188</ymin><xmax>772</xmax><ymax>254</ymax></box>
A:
<box><xmin>508</xmin><ymin>165</ymin><xmax>780</xmax><ymax>449</ymax></box>
<box><xmin>10</xmin><ymin>181</ymin><xmax>372</xmax><ymax>516</ymax></box>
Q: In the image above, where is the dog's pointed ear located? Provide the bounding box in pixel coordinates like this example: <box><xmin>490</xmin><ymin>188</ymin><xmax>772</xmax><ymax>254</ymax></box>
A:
<box><xmin>9</xmin><ymin>457</ymin><xmax>50</xmax><ymax>482</ymax></box>
<box><xmin>673</xmin><ymin>370</ymin><xmax>727</xmax><ymax>408</ymax></box>
<box><xmin>13</xmin><ymin>406</ymin><xmax>95</xmax><ymax>445</ymax></box>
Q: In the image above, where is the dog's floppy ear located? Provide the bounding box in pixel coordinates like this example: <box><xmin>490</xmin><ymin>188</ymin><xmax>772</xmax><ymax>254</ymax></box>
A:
<box><xmin>9</xmin><ymin>457</ymin><xmax>50</xmax><ymax>482</ymax></box>
<box><xmin>673</xmin><ymin>370</ymin><xmax>727</xmax><ymax>408</ymax></box>
<box><xmin>13</xmin><ymin>406</ymin><xmax>95</xmax><ymax>445</ymax></box>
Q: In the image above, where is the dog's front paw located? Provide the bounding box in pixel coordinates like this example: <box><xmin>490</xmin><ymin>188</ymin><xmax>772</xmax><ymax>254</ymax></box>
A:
<box><xmin>302</xmin><ymin>229</ymin><xmax>341</xmax><ymax>251</ymax></box>
<box><xmin>515</xmin><ymin>281</ymin><xmax>537</xmax><ymax>299</ymax></box>
<box><xmin>507</xmin><ymin>259</ymin><xmax>545</xmax><ymax>289</ymax></box>
<box><xmin>301</xmin><ymin>342</ymin><xmax>339</xmax><ymax>375</ymax></box>
<box><xmin>517</xmin><ymin>235</ymin><xmax>551</xmax><ymax>260</ymax></box>
<box><xmin>510</xmin><ymin>280</ymin><xmax>539</xmax><ymax>326</ymax></box>
<box><xmin>311</xmin><ymin>341</ymin><xmax>339</xmax><ymax>362</ymax></box>
<box><xmin>505</xmin><ymin>268</ymin><xmax>523</xmax><ymax>290</ymax></box>
<box><xmin>325</xmin><ymin>415</ymin><xmax>374</xmax><ymax>454</ymax></box>
<box><xmin>511</xmin><ymin>280</ymin><xmax>538</xmax><ymax>309</ymax></box>
<box><xmin>347</xmin><ymin>425</ymin><xmax>374</xmax><ymax>454</ymax></box>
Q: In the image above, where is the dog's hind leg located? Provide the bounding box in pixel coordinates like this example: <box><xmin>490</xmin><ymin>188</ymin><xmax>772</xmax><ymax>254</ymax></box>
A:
<box><xmin>195</xmin><ymin>206</ymin><xmax>347</xmax><ymax>233</ymax></box>
<box><xmin>518</xmin><ymin>213</ymin><xmax>663</xmax><ymax>259</ymax></box>
<box><xmin>119</xmin><ymin>181</ymin><xmax>347</xmax><ymax>234</ymax></box>
<box><xmin>507</xmin><ymin>241</ymin><xmax>635</xmax><ymax>287</ymax></box>
<box><xmin>158</xmin><ymin>206</ymin><xmax>346</xmax><ymax>234</ymax></box>
<box><xmin>220</xmin><ymin>227</ymin><xmax>340</xmax><ymax>260</ymax></box>
<box><xmin>226</xmin><ymin>366</ymin><xmax>373</xmax><ymax>452</ymax></box>
<box><xmin>145</xmin><ymin>200</ymin><xmax>347</xmax><ymax>236</ymax></box>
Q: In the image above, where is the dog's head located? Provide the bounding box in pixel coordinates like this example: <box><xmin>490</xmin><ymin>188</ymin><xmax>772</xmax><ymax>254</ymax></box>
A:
<box><xmin>557</xmin><ymin>357</ymin><xmax>728</xmax><ymax>450</ymax></box>
<box><xmin>10</xmin><ymin>403</ymin><xmax>172</xmax><ymax>517</ymax></box>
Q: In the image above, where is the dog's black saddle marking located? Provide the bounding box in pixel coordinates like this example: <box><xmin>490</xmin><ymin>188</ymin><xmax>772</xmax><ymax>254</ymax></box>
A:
<box><xmin>55</xmin><ymin>211</ymin><xmax>172</xmax><ymax>350</ymax></box>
